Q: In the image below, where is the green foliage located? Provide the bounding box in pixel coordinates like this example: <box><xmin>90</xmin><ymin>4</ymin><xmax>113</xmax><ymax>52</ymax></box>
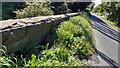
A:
<box><xmin>24</xmin><ymin>54</ymin><xmax>39</xmax><ymax>66</ymax></box>
<box><xmin>86</xmin><ymin>2</ymin><xmax>95</xmax><ymax>11</ymax></box>
<box><xmin>38</xmin><ymin>15</ymin><xmax>94</xmax><ymax>66</ymax></box>
<box><xmin>67</xmin><ymin>2</ymin><xmax>92</xmax><ymax>12</ymax></box>
<box><xmin>92</xmin><ymin>2</ymin><xmax>110</xmax><ymax>14</ymax></box>
<box><xmin>79</xmin><ymin>12</ymin><xmax>90</xmax><ymax>21</ymax></box>
<box><xmin>93</xmin><ymin>2</ymin><xmax>120</xmax><ymax>27</ymax></box>
<box><xmin>92</xmin><ymin>6</ymin><xmax>100</xmax><ymax>13</ymax></box>
<box><xmin>57</xmin><ymin>16</ymin><xmax>93</xmax><ymax>57</ymax></box>
<box><xmin>2</xmin><ymin>2</ymin><xmax>92</xmax><ymax>20</ymax></box>
<box><xmin>51</xmin><ymin>2</ymin><xmax>71</xmax><ymax>14</ymax></box>
<box><xmin>2</xmin><ymin>2</ymin><xmax>25</xmax><ymax>20</ymax></box>
<box><xmin>0</xmin><ymin>15</ymin><xmax>94</xmax><ymax>66</ymax></box>
<box><xmin>25</xmin><ymin>40</ymin><xmax>37</xmax><ymax>53</ymax></box>
<box><xmin>54</xmin><ymin>47</ymin><xmax>69</xmax><ymax>62</ymax></box>
<box><xmin>107</xmin><ymin>2</ymin><xmax>120</xmax><ymax>27</ymax></box>
<box><xmin>57</xmin><ymin>21</ymin><xmax>76</xmax><ymax>42</ymax></box>
<box><xmin>14</xmin><ymin>2</ymin><xmax>53</xmax><ymax>18</ymax></box>
<box><xmin>0</xmin><ymin>46</ymin><xmax>17</xmax><ymax>67</ymax></box>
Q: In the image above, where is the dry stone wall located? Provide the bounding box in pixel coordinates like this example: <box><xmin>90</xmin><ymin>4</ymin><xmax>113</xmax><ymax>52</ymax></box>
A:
<box><xmin>0</xmin><ymin>13</ymin><xmax>79</xmax><ymax>53</ymax></box>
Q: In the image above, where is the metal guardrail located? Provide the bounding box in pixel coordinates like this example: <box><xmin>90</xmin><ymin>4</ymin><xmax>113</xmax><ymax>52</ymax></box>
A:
<box><xmin>90</xmin><ymin>13</ymin><xmax>120</xmax><ymax>43</ymax></box>
<box><xmin>91</xmin><ymin>21</ymin><xmax>119</xmax><ymax>67</ymax></box>
<box><xmin>92</xmin><ymin>22</ymin><xmax>120</xmax><ymax>43</ymax></box>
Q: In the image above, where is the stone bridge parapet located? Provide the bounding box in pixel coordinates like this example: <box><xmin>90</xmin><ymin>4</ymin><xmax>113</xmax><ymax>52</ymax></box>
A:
<box><xmin>0</xmin><ymin>13</ymin><xmax>79</xmax><ymax>53</ymax></box>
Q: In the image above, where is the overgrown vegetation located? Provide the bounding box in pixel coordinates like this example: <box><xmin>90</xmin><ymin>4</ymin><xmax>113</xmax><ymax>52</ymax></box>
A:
<box><xmin>2</xmin><ymin>2</ymin><xmax>92</xmax><ymax>20</ymax></box>
<box><xmin>14</xmin><ymin>2</ymin><xmax>54</xmax><ymax>18</ymax></box>
<box><xmin>0</xmin><ymin>15</ymin><xmax>95</xmax><ymax>67</ymax></box>
<box><xmin>92</xmin><ymin>2</ymin><xmax>120</xmax><ymax>28</ymax></box>
<box><xmin>51</xmin><ymin>2</ymin><xmax>72</xmax><ymax>14</ymax></box>
<box><xmin>86</xmin><ymin>2</ymin><xmax>95</xmax><ymax>11</ymax></box>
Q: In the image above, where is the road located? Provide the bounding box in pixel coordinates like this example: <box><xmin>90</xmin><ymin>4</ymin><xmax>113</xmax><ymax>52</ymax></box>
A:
<box><xmin>90</xmin><ymin>13</ymin><xmax>119</xmax><ymax>67</ymax></box>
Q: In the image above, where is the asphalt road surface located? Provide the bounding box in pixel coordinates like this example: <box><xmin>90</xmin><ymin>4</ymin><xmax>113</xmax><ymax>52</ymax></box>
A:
<box><xmin>90</xmin><ymin>13</ymin><xmax>119</xmax><ymax>67</ymax></box>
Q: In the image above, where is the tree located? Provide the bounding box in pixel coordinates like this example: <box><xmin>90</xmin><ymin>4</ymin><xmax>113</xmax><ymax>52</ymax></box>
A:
<box><xmin>67</xmin><ymin>2</ymin><xmax>92</xmax><ymax>12</ymax></box>
<box><xmin>50</xmin><ymin>2</ymin><xmax>92</xmax><ymax>14</ymax></box>
<box><xmin>2</xmin><ymin>2</ymin><xmax>25</xmax><ymax>20</ymax></box>
<box><xmin>51</xmin><ymin>2</ymin><xmax>71</xmax><ymax>14</ymax></box>
<box><xmin>86</xmin><ymin>2</ymin><xmax>95</xmax><ymax>11</ymax></box>
<box><xmin>106</xmin><ymin>2</ymin><xmax>120</xmax><ymax>27</ymax></box>
<box><xmin>14</xmin><ymin>2</ymin><xmax>53</xmax><ymax>18</ymax></box>
<box><xmin>2</xmin><ymin>1</ymin><xmax>92</xmax><ymax>19</ymax></box>
<box><xmin>92</xmin><ymin>6</ymin><xmax>100</xmax><ymax>13</ymax></box>
<box><xmin>92</xmin><ymin>2</ymin><xmax>109</xmax><ymax>15</ymax></box>
<box><xmin>93</xmin><ymin>2</ymin><xmax>120</xmax><ymax>27</ymax></box>
<box><xmin>116</xmin><ymin>2</ymin><xmax>120</xmax><ymax>27</ymax></box>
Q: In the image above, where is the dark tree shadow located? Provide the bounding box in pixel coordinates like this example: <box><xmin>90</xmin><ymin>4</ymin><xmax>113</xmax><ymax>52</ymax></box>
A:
<box><xmin>94</xmin><ymin>49</ymin><xmax>118</xmax><ymax>68</ymax></box>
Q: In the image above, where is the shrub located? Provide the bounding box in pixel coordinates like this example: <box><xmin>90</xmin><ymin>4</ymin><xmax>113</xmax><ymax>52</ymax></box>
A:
<box><xmin>14</xmin><ymin>2</ymin><xmax>53</xmax><ymax>18</ymax></box>
<box><xmin>56</xmin><ymin>16</ymin><xmax>93</xmax><ymax>58</ymax></box>
<box><xmin>31</xmin><ymin>15</ymin><xmax>94</xmax><ymax>66</ymax></box>
<box><xmin>0</xmin><ymin>15</ymin><xmax>94</xmax><ymax>66</ymax></box>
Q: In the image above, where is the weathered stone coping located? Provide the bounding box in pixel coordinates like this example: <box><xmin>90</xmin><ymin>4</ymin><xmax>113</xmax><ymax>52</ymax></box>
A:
<box><xmin>0</xmin><ymin>13</ymin><xmax>79</xmax><ymax>53</ymax></box>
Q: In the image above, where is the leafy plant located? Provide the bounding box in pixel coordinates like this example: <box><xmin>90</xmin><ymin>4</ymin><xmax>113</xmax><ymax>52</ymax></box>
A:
<box><xmin>86</xmin><ymin>2</ymin><xmax>95</xmax><ymax>11</ymax></box>
<box><xmin>14</xmin><ymin>2</ymin><xmax>53</xmax><ymax>18</ymax></box>
<box><xmin>0</xmin><ymin>15</ymin><xmax>95</xmax><ymax>67</ymax></box>
<box><xmin>0</xmin><ymin>46</ymin><xmax>17</xmax><ymax>67</ymax></box>
<box><xmin>54</xmin><ymin>47</ymin><xmax>69</xmax><ymax>62</ymax></box>
<box><xmin>55</xmin><ymin>15</ymin><xmax>94</xmax><ymax>59</ymax></box>
<box><xmin>93</xmin><ymin>2</ymin><xmax>120</xmax><ymax>27</ymax></box>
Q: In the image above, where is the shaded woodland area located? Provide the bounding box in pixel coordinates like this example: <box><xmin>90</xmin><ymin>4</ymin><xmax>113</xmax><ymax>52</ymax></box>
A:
<box><xmin>2</xmin><ymin>2</ymin><xmax>92</xmax><ymax>20</ymax></box>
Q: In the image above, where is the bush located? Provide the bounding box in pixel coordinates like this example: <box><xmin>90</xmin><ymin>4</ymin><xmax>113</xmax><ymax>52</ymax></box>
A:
<box><xmin>0</xmin><ymin>15</ymin><xmax>94</xmax><ymax>66</ymax></box>
<box><xmin>39</xmin><ymin>15</ymin><xmax>94</xmax><ymax>66</ymax></box>
<box><xmin>56</xmin><ymin>16</ymin><xmax>93</xmax><ymax>58</ymax></box>
<box><xmin>51</xmin><ymin>2</ymin><xmax>71</xmax><ymax>15</ymax></box>
<box><xmin>14</xmin><ymin>2</ymin><xmax>53</xmax><ymax>18</ymax></box>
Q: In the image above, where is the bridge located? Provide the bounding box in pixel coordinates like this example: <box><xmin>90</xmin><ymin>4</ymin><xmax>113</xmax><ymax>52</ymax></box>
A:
<box><xmin>0</xmin><ymin>13</ymin><xmax>78</xmax><ymax>53</ymax></box>
<box><xmin>0</xmin><ymin>12</ymin><xmax>119</xmax><ymax>67</ymax></box>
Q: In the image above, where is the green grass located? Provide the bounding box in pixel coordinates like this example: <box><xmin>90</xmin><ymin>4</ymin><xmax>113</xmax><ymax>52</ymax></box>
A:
<box><xmin>0</xmin><ymin>14</ymin><xmax>95</xmax><ymax>67</ymax></box>
<box><xmin>95</xmin><ymin>13</ymin><xmax>120</xmax><ymax>31</ymax></box>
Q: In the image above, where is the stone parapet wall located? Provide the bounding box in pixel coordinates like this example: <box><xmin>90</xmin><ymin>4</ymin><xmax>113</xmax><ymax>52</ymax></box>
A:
<box><xmin>0</xmin><ymin>13</ymin><xmax>79</xmax><ymax>53</ymax></box>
